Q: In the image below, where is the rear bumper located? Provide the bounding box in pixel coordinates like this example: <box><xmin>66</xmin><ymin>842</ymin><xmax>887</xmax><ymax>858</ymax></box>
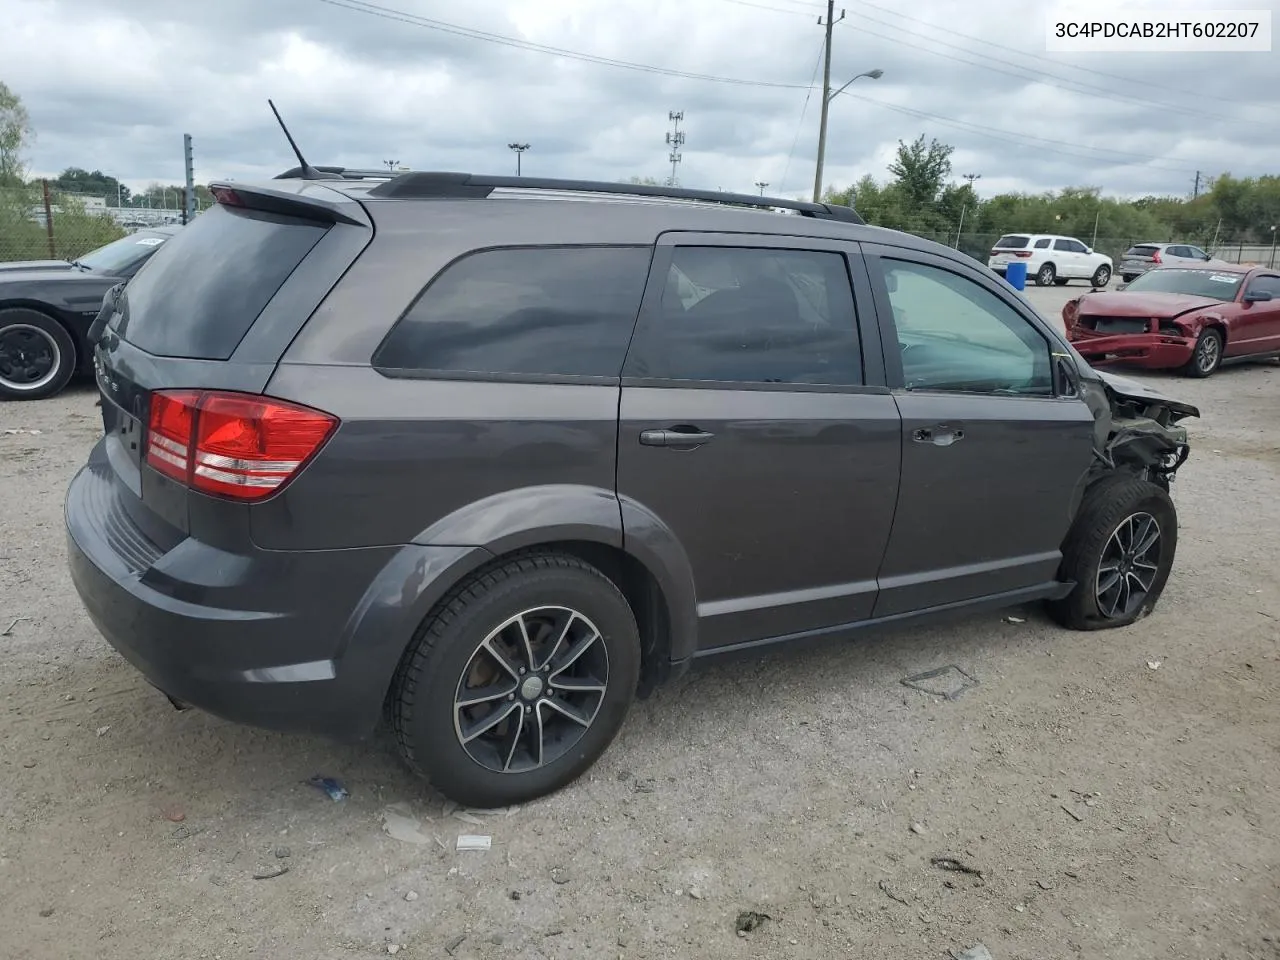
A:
<box><xmin>65</xmin><ymin>445</ymin><xmax>480</xmax><ymax>739</ymax></box>
<box><xmin>1067</xmin><ymin>328</ymin><xmax>1195</xmax><ymax>369</ymax></box>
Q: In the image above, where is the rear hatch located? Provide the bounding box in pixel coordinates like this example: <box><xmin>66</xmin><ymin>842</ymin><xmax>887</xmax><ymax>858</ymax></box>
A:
<box><xmin>91</xmin><ymin>182</ymin><xmax>373</xmax><ymax>547</ymax></box>
<box><xmin>989</xmin><ymin>235</ymin><xmax>1032</xmax><ymax>267</ymax></box>
<box><xmin>1121</xmin><ymin>244</ymin><xmax>1162</xmax><ymax>273</ymax></box>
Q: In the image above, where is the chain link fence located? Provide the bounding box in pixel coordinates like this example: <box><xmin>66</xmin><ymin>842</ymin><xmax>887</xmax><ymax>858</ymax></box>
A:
<box><xmin>0</xmin><ymin>182</ymin><xmax>135</xmax><ymax>263</ymax></box>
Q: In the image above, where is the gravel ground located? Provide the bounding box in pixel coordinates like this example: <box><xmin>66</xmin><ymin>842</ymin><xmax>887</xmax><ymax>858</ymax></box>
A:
<box><xmin>2</xmin><ymin>283</ymin><xmax>1278</xmax><ymax>960</ymax></box>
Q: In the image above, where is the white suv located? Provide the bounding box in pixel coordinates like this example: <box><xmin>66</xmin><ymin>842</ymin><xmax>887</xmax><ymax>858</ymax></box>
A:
<box><xmin>987</xmin><ymin>234</ymin><xmax>1113</xmax><ymax>288</ymax></box>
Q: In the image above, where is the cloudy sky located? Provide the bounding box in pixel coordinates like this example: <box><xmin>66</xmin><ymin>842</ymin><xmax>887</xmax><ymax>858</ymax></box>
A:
<box><xmin>2</xmin><ymin>0</ymin><xmax>1276</xmax><ymax>200</ymax></box>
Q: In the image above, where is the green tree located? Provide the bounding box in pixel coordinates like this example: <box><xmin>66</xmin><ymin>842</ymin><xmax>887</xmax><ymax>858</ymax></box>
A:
<box><xmin>0</xmin><ymin>80</ymin><xmax>33</xmax><ymax>185</ymax></box>
<box><xmin>54</xmin><ymin>167</ymin><xmax>130</xmax><ymax>206</ymax></box>
<box><xmin>887</xmin><ymin>135</ymin><xmax>954</xmax><ymax>208</ymax></box>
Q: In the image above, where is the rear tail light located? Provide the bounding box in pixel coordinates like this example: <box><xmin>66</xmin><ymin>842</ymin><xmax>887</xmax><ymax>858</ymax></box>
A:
<box><xmin>1150</xmin><ymin>250</ymin><xmax>1162</xmax><ymax>264</ymax></box>
<box><xmin>210</xmin><ymin>186</ymin><xmax>245</xmax><ymax>207</ymax></box>
<box><xmin>1014</xmin><ymin>251</ymin><xmax>1033</xmax><ymax>258</ymax></box>
<box><xmin>146</xmin><ymin>390</ymin><xmax>338</xmax><ymax>501</ymax></box>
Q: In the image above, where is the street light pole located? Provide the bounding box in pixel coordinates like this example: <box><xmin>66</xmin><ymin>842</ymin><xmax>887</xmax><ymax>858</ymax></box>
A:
<box><xmin>508</xmin><ymin>143</ymin><xmax>530</xmax><ymax>176</ymax></box>
<box><xmin>813</xmin><ymin>54</ymin><xmax>884</xmax><ymax>202</ymax></box>
<box><xmin>755</xmin><ymin>181</ymin><xmax>769</xmax><ymax>196</ymax></box>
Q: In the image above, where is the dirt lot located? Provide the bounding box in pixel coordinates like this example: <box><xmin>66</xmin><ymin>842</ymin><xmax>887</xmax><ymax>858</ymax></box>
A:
<box><xmin>2</xmin><ymin>283</ymin><xmax>1278</xmax><ymax>960</ymax></box>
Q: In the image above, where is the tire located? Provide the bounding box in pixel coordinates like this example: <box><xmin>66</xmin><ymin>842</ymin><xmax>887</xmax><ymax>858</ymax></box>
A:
<box><xmin>1122</xmin><ymin>274</ymin><xmax>1137</xmax><ymax>284</ymax></box>
<box><xmin>391</xmin><ymin>553</ymin><xmax>641</xmax><ymax>807</ymax></box>
<box><xmin>1035</xmin><ymin>263</ymin><xmax>1056</xmax><ymax>286</ymax></box>
<box><xmin>1091</xmin><ymin>265</ymin><xmax>1112</xmax><ymax>288</ymax></box>
<box><xmin>1054</xmin><ymin>278</ymin><xmax>1069</xmax><ymax>286</ymax></box>
<box><xmin>0</xmin><ymin>308</ymin><xmax>76</xmax><ymax>401</ymax></box>
<box><xmin>1045</xmin><ymin>474</ymin><xmax>1177</xmax><ymax>631</ymax></box>
<box><xmin>1182</xmin><ymin>327</ymin><xmax>1223</xmax><ymax>378</ymax></box>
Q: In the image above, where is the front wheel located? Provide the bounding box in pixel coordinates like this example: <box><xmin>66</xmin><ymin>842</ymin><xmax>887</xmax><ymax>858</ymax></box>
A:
<box><xmin>1046</xmin><ymin>475</ymin><xmax>1177</xmax><ymax>631</ymax></box>
<box><xmin>391</xmin><ymin>553</ymin><xmax>641</xmax><ymax>807</ymax></box>
<box><xmin>1091</xmin><ymin>265</ymin><xmax>1112</xmax><ymax>287</ymax></box>
<box><xmin>1035</xmin><ymin>263</ymin><xmax>1057</xmax><ymax>286</ymax></box>
<box><xmin>1183</xmin><ymin>327</ymin><xmax>1222</xmax><ymax>378</ymax></box>
<box><xmin>0</xmin><ymin>308</ymin><xmax>76</xmax><ymax>401</ymax></box>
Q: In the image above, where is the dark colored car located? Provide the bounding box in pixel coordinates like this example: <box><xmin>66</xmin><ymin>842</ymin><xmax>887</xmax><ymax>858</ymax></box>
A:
<box><xmin>66</xmin><ymin>171</ymin><xmax>1198</xmax><ymax>807</ymax></box>
<box><xmin>1064</xmin><ymin>263</ymin><xmax>1280</xmax><ymax>377</ymax></box>
<box><xmin>1118</xmin><ymin>242</ymin><xmax>1226</xmax><ymax>282</ymax></box>
<box><xmin>0</xmin><ymin>226</ymin><xmax>180</xmax><ymax>400</ymax></box>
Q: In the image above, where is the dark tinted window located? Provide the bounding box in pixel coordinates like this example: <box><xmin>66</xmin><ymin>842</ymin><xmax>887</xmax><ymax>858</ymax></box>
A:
<box><xmin>1034</xmin><ymin>238</ymin><xmax>1051</xmax><ymax>249</ymax></box>
<box><xmin>1167</xmin><ymin>245</ymin><xmax>1190</xmax><ymax>258</ymax></box>
<box><xmin>1053</xmin><ymin>239</ymin><xmax>1073</xmax><ymax>251</ymax></box>
<box><xmin>1126</xmin><ymin>245</ymin><xmax>1161</xmax><ymax>257</ymax></box>
<box><xmin>374</xmin><ymin>246</ymin><xmax>650</xmax><ymax>379</ymax></box>
<box><xmin>114</xmin><ymin>206</ymin><xmax>327</xmax><ymax>359</ymax></box>
<box><xmin>994</xmin><ymin>235</ymin><xmax>1030</xmax><ymax>249</ymax></box>
<box><xmin>632</xmin><ymin>246</ymin><xmax>861</xmax><ymax>385</ymax></box>
<box><xmin>1246</xmin><ymin>275</ymin><xmax>1280</xmax><ymax>298</ymax></box>
<box><xmin>882</xmin><ymin>259</ymin><xmax>1052</xmax><ymax>395</ymax></box>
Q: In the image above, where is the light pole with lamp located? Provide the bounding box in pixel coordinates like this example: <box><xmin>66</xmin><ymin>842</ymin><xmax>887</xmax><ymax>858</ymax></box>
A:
<box><xmin>755</xmin><ymin>181</ymin><xmax>769</xmax><ymax>196</ymax></box>
<box><xmin>508</xmin><ymin>143</ymin><xmax>530</xmax><ymax>176</ymax></box>
<box><xmin>1270</xmin><ymin>225</ymin><xmax>1277</xmax><ymax>268</ymax></box>
<box><xmin>813</xmin><ymin>67</ymin><xmax>883</xmax><ymax>202</ymax></box>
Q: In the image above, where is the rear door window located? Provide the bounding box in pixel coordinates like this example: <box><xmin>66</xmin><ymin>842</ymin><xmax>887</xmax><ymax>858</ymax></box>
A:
<box><xmin>1053</xmin><ymin>239</ymin><xmax>1073</xmax><ymax>251</ymax></box>
<box><xmin>1034</xmin><ymin>238</ymin><xmax>1051</xmax><ymax>249</ymax></box>
<box><xmin>373</xmin><ymin>246</ymin><xmax>652</xmax><ymax>379</ymax></box>
<box><xmin>113</xmin><ymin>206</ymin><xmax>328</xmax><ymax>359</ymax></box>
<box><xmin>994</xmin><ymin>236</ymin><xmax>1030</xmax><ymax>249</ymax></box>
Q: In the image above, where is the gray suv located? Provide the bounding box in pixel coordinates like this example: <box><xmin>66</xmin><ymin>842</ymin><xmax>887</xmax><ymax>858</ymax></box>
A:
<box><xmin>66</xmin><ymin>171</ymin><xmax>1198</xmax><ymax>807</ymax></box>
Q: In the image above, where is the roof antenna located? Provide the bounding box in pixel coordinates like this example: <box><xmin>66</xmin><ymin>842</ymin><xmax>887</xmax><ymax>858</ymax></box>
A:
<box><xmin>268</xmin><ymin>99</ymin><xmax>326</xmax><ymax>180</ymax></box>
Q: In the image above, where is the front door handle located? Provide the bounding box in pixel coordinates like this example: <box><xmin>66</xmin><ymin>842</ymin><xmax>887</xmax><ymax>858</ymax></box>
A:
<box><xmin>639</xmin><ymin>427</ymin><xmax>716</xmax><ymax>448</ymax></box>
<box><xmin>912</xmin><ymin>426</ymin><xmax>964</xmax><ymax>447</ymax></box>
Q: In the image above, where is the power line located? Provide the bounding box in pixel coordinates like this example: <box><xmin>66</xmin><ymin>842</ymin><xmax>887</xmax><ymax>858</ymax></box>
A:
<box><xmin>315</xmin><ymin>0</ymin><xmax>810</xmax><ymax>89</ymax></box>
<box><xmin>315</xmin><ymin>0</ymin><xmax>1223</xmax><ymax>173</ymax></box>
<box><xmin>780</xmin><ymin>38</ymin><xmax>826</xmax><ymax>193</ymax></box>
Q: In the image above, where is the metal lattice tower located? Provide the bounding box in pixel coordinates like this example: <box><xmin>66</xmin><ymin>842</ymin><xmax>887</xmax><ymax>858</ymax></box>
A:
<box><xmin>665</xmin><ymin>111</ymin><xmax>684</xmax><ymax>187</ymax></box>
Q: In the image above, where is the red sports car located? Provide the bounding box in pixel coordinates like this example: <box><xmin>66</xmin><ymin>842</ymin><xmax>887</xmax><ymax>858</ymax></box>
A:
<box><xmin>1063</xmin><ymin>263</ymin><xmax>1280</xmax><ymax>377</ymax></box>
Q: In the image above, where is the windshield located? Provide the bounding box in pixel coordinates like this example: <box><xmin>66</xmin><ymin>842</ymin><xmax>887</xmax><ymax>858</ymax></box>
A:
<box><xmin>76</xmin><ymin>233</ymin><xmax>170</xmax><ymax>274</ymax></box>
<box><xmin>1124</xmin><ymin>268</ymin><xmax>1243</xmax><ymax>301</ymax></box>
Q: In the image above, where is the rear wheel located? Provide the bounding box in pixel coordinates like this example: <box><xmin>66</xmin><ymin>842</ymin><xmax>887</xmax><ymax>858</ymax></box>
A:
<box><xmin>1091</xmin><ymin>265</ymin><xmax>1112</xmax><ymax>287</ymax></box>
<box><xmin>1046</xmin><ymin>475</ymin><xmax>1177</xmax><ymax>631</ymax></box>
<box><xmin>0</xmin><ymin>308</ymin><xmax>76</xmax><ymax>401</ymax></box>
<box><xmin>392</xmin><ymin>553</ymin><xmax>641</xmax><ymax>807</ymax></box>
<box><xmin>1183</xmin><ymin>327</ymin><xmax>1223</xmax><ymax>378</ymax></box>
<box><xmin>1035</xmin><ymin>263</ymin><xmax>1057</xmax><ymax>286</ymax></box>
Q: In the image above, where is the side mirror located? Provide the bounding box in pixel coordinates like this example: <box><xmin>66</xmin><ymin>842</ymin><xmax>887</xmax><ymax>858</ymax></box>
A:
<box><xmin>1243</xmin><ymin>289</ymin><xmax>1273</xmax><ymax>303</ymax></box>
<box><xmin>1053</xmin><ymin>354</ymin><xmax>1080</xmax><ymax>398</ymax></box>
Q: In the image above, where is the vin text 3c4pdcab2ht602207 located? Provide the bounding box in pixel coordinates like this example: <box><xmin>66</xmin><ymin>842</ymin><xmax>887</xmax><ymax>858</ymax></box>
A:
<box><xmin>65</xmin><ymin>164</ymin><xmax>1198</xmax><ymax>808</ymax></box>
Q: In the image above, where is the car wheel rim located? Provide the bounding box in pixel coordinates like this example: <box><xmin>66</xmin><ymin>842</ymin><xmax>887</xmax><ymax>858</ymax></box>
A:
<box><xmin>1096</xmin><ymin>268</ymin><xmax>1110</xmax><ymax>285</ymax></box>
<box><xmin>1039</xmin><ymin>268</ymin><xmax>1053</xmax><ymax>284</ymax></box>
<box><xmin>0</xmin><ymin>324</ymin><xmax>60</xmax><ymax>392</ymax></box>
<box><xmin>1095</xmin><ymin>512</ymin><xmax>1162</xmax><ymax>619</ymax></box>
<box><xmin>453</xmin><ymin>605</ymin><xmax>609</xmax><ymax>774</ymax></box>
<box><xmin>1198</xmin><ymin>335</ymin><xmax>1219</xmax><ymax>372</ymax></box>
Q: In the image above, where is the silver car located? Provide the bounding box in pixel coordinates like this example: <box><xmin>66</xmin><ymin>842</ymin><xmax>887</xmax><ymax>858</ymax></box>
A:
<box><xmin>1120</xmin><ymin>243</ymin><xmax>1224</xmax><ymax>282</ymax></box>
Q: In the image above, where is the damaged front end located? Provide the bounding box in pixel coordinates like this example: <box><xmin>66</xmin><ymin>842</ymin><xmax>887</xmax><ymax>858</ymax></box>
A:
<box><xmin>1078</xmin><ymin>368</ymin><xmax>1198</xmax><ymax>489</ymax></box>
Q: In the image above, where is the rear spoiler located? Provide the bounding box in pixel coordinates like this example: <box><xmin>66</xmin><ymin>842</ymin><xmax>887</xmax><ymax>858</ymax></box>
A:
<box><xmin>206</xmin><ymin>182</ymin><xmax>368</xmax><ymax>227</ymax></box>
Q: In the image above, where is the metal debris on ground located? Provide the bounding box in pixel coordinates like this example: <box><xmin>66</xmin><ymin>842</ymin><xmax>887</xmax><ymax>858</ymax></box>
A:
<box><xmin>252</xmin><ymin>865</ymin><xmax>289</xmax><ymax>880</ymax></box>
<box><xmin>901</xmin><ymin>665</ymin><xmax>979</xmax><ymax>701</ymax></box>
<box><xmin>1003</xmin><ymin>615</ymin><xmax>1026</xmax><ymax>624</ymax></box>
<box><xmin>1060</xmin><ymin>804</ymin><xmax>1085</xmax><ymax>822</ymax></box>
<box><xmin>910</xmin><ymin>822</ymin><xmax>926</xmax><ymax>835</ymax></box>
<box><xmin>444</xmin><ymin>934</ymin><xmax>467</xmax><ymax>954</ymax></box>
<box><xmin>951</xmin><ymin>945</ymin><xmax>995</xmax><ymax>960</ymax></box>
<box><xmin>306</xmin><ymin>776</ymin><xmax>348</xmax><ymax>801</ymax></box>
<box><xmin>931</xmin><ymin>856</ymin><xmax>984</xmax><ymax>879</ymax></box>
<box><xmin>381</xmin><ymin>803</ymin><xmax>435</xmax><ymax>845</ymax></box>
<box><xmin>1147</xmin><ymin>660</ymin><xmax>1162</xmax><ymax>670</ymax></box>
<box><xmin>95</xmin><ymin>726</ymin><xmax>111</xmax><ymax>737</ymax></box>
<box><xmin>878</xmin><ymin>880</ymin><xmax>909</xmax><ymax>905</ymax></box>
<box><xmin>735</xmin><ymin>911</ymin><xmax>772</xmax><ymax>933</ymax></box>
<box><xmin>2</xmin><ymin>428</ymin><xmax>42</xmax><ymax>435</ymax></box>
<box><xmin>2</xmin><ymin>616</ymin><xmax>31</xmax><ymax>637</ymax></box>
<box><xmin>456</xmin><ymin>835</ymin><xmax>491</xmax><ymax>852</ymax></box>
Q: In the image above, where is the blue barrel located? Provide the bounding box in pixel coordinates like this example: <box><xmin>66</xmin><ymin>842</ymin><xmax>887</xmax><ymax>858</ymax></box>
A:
<box><xmin>1004</xmin><ymin>260</ymin><xmax>1027</xmax><ymax>290</ymax></box>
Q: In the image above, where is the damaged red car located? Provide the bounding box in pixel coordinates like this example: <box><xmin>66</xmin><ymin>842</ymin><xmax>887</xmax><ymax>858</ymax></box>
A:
<box><xmin>1063</xmin><ymin>264</ymin><xmax>1280</xmax><ymax>377</ymax></box>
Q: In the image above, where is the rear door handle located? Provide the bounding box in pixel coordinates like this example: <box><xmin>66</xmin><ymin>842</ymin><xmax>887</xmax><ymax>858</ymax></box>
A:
<box><xmin>639</xmin><ymin>427</ymin><xmax>716</xmax><ymax>448</ymax></box>
<box><xmin>912</xmin><ymin>426</ymin><xmax>964</xmax><ymax>447</ymax></box>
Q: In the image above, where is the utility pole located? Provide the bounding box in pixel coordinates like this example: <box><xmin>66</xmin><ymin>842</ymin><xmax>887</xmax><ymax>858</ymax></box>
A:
<box><xmin>755</xmin><ymin>181</ymin><xmax>769</xmax><ymax>196</ymax></box>
<box><xmin>963</xmin><ymin>173</ymin><xmax>981</xmax><ymax>190</ymax></box>
<box><xmin>811</xmin><ymin>0</ymin><xmax>844</xmax><ymax>202</ymax></box>
<box><xmin>1193</xmin><ymin>170</ymin><xmax>1201</xmax><ymax>198</ymax></box>
<box><xmin>666</xmin><ymin>112</ymin><xmax>685</xmax><ymax>187</ymax></box>
<box><xmin>508</xmin><ymin>143</ymin><xmax>530</xmax><ymax>176</ymax></box>
<box><xmin>183</xmin><ymin>133</ymin><xmax>196</xmax><ymax>224</ymax></box>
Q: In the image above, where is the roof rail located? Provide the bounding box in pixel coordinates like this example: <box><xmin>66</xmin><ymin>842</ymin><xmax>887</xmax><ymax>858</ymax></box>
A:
<box><xmin>360</xmin><ymin>172</ymin><xmax>864</xmax><ymax>224</ymax></box>
<box><xmin>273</xmin><ymin>165</ymin><xmax>398</xmax><ymax>180</ymax></box>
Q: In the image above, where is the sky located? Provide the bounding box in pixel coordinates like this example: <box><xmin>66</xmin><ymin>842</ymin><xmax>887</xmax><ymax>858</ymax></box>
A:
<box><xmin>2</xmin><ymin>0</ymin><xmax>1276</xmax><ymax>201</ymax></box>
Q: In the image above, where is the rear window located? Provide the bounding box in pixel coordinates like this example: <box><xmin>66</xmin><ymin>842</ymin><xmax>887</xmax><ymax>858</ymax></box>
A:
<box><xmin>1125</xmin><ymin>245</ymin><xmax>1161</xmax><ymax>257</ymax></box>
<box><xmin>113</xmin><ymin>205</ymin><xmax>328</xmax><ymax>359</ymax></box>
<box><xmin>373</xmin><ymin>246</ymin><xmax>651</xmax><ymax>379</ymax></box>
<box><xmin>994</xmin><ymin>235</ymin><xmax>1031</xmax><ymax>249</ymax></box>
